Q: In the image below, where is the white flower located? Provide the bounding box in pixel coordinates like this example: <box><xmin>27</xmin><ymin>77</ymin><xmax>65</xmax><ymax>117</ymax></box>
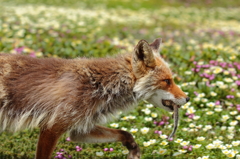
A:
<box><xmin>206</xmin><ymin>111</ymin><xmax>214</xmax><ymax>115</ymax></box>
<box><xmin>180</xmin><ymin>141</ymin><xmax>190</xmax><ymax>146</ymax></box>
<box><xmin>130</xmin><ymin>128</ymin><xmax>138</xmax><ymax>133</ymax></box>
<box><xmin>149</xmin><ymin>139</ymin><xmax>156</xmax><ymax>145</ymax></box>
<box><xmin>187</xmin><ymin>107</ymin><xmax>196</xmax><ymax>114</ymax></box>
<box><xmin>206</xmin><ymin>102</ymin><xmax>215</xmax><ymax>107</ymax></box>
<box><xmin>160</xmin><ymin>140</ymin><xmax>168</xmax><ymax>146</ymax></box>
<box><xmin>210</xmin><ymin>92</ymin><xmax>217</xmax><ymax>96</ymax></box>
<box><xmin>232</xmin><ymin>141</ymin><xmax>240</xmax><ymax>146</ymax></box>
<box><xmin>175</xmin><ymin>138</ymin><xmax>183</xmax><ymax>143</ymax></box>
<box><xmin>193</xmin><ymin>116</ymin><xmax>200</xmax><ymax>120</ymax></box>
<box><xmin>213</xmin><ymin>139</ymin><xmax>223</xmax><ymax>148</ymax></box>
<box><xmin>110</xmin><ymin>123</ymin><xmax>119</xmax><ymax>128</ymax></box>
<box><xmin>158</xmin><ymin>148</ymin><xmax>167</xmax><ymax>155</ymax></box>
<box><xmin>146</xmin><ymin>103</ymin><xmax>153</xmax><ymax>108</ymax></box>
<box><xmin>122</xmin><ymin>150</ymin><xmax>129</xmax><ymax>154</ymax></box>
<box><xmin>225</xmin><ymin>144</ymin><xmax>232</xmax><ymax>148</ymax></box>
<box><xmin>219</xmin><ymin>145</ymin><xmax>226</xmax><ymax>150</ymax></box>
<box><xmin>212</xmin><ymin>66</ymin><xmax>223</xmax><ymax>74</ymax></box>
<box><xmin>173</xmin><ymin>152</ymin><xmax>182</xmax><ymax>156</ymax></box>
<box><xmin>236</xmin><ymin>115</ymin><xmax>240</xmax><ymax>120</ymax></box>
<box><xmin>151</xmin><ymin>113</ymin><xmax>158</xmax><ymax>118</ymax></box>
<box><xmin>121</xmin><ymin>116</ymin><xmax>129</xmax><ymax>120</ymax></box>
<box><xmin>205</xmin><ymin>125</ymin><xmax>212</xmax><ymax>130</ymax></box>
<box><xmin>141</xmin><ymin>127</ymin><xmax>150</xmax><ymax>134</ymax></box>
<box><xmin>206</xmin><ymin>144</ymin><xmax>215</xmax><ymax>149</ymax></box>
<box><xmin>160</xmin><ymin>134</ymin><xmax>168</xmax><ymax>139</ymax></box>
<box><xmin>143</xmin><ymin>141</ymin><xmax>151</xmax><ymax>147</ymax></box>
<box><xmin>178</xmin><ymin>149</ymin><xmax>187</xmax><ymax>153</ymax></box>
<box><xmin>230</xmin><ymin>111</ymin><xmax>238</xmax><ymax>115</ymax></box>
<box><xmin>128</xmin><ymin>115</ymin><xmax>136</xmax><ymax>120</ymax></box>
<box><xmin>224</xmin><ymin>78</ymin><xmax>234</xmax><ymax>83</ymax></box>
<box><xmin>142</xmin><ymin>108</ymin><xmax>151</xmax><ymax>115</ymax></box>
<box><xmin>214</xmin><ymin>108</ymin><xmax>222</xmax><ymax>112</ymax></box>
<box><xmin>197</xmin><ymin>137</ymin><xmax>205</xmax><ymax>141</ymax></box>
<box><xmin>185</xmin><ymin>71</ymin><xmax>192</xmax><ymax>75</ymax></box>
<box><xmin>193</xmin><ymin>144</ymin><xmax>202</xmax><ymax>148</ymax></box>
<box><xmin>198</xmin><ymin>93</ymin><xmax>205</xmax><ymax>98</ymax></box>
<box><xmin>121</xmin><ymin>127</ymin><xmax>127</xmax><ymax>131</ymax></box>
<box><xmin>96</xmin><ymin>151</ymin><xmax>104</xmax><ymax>156</ymax></box>
<box><xmin>144</xmin><ymin>117</ymin><xmax>152</xmax><ymax>122</ymax></box>
<box><xmin>222</xmin><ymin>115</ymin><xmax>230</xmax><ymax>121</ymax></box>
<box><xmin>230</xmin><ymin>120</ymin><xmax>238</xmax><ymax>126</ymax></box>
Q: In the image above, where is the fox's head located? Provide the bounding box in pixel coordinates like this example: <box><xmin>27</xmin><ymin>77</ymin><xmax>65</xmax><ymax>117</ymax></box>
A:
<box><xmin>132</xmin><ymin>38</ymin><xmax>189</xmax><ymax>112</ymax></box>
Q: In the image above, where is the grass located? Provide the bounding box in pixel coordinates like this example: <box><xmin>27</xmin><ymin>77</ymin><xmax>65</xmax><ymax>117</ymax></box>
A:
<box><xmin>0</xmin><ymin>0</ymin><xmax>240</xmax><ymax>158</ymax></box>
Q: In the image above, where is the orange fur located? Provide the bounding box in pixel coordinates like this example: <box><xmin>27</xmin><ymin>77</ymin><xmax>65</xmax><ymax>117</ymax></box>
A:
<box><xmin>0</xmin><ymin>38</ymin><xmax>188</xmax><ymax>159</ymax></box>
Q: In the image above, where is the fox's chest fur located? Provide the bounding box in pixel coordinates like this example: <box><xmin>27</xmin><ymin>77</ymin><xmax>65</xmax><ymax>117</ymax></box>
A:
<box><xmin>0</xmin><ymin>54</ymin><xmax>137</xmax><ymax>133</ymax></box>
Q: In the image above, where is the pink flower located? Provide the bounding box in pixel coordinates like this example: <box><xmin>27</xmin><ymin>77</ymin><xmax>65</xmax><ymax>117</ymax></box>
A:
<box><xmin>66</xmin><ymin>137</ymin><xmax>71</xmax><ymax>141</ymax></box>
<box><xmin>104</xmin><ymin>148</ymin><xmax>108</xmax><ymax>151</ymax></box>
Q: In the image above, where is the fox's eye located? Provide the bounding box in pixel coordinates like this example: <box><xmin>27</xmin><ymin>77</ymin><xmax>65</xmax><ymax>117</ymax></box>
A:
<box><xmin>163</xmin><ymin>79</ymin><xmax>171</xmax><ymax>85</ymax></box>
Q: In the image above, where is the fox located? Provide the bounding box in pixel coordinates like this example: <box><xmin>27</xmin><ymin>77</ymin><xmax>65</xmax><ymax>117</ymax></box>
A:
<box><xmin>0</xmin><ymin>38</ymin><xmax>189</xmax><ymax>159</ymax></box>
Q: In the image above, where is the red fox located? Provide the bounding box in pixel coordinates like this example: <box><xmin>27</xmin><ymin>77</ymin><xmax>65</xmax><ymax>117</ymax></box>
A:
<box><xmin>0</xmin><ymin>38</ymin><xmax>189</xmax><ymax>159</ymax></box>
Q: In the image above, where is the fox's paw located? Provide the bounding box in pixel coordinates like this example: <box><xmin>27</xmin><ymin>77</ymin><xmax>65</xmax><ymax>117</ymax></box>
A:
<box><xmin>127</xmin><ymin>146</ymin><xmax>140</xmax><ymax>159</ymax></box>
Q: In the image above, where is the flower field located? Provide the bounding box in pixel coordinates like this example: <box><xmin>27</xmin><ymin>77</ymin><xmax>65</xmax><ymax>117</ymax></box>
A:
<box><xmin>0</xmin><ymin>0</ymin><xmax>240</xmax><ymax>158</ymax></box>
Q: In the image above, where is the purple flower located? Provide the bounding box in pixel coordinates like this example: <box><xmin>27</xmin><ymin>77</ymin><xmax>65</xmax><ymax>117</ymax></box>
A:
<box><xmin>76</xmin><ymin>146</ymin><xmax>82</xmax><ymax>152</ymax></box>
<box><xmin>158</xmin><ymin>121</ymin><xmax>165</xmax><ymax>125</ymax></box>
<box><xmin>30</xmin><ymin>52</ymin><xmax>36</xmax><ymax>57</ymax></box>
<box><xmin>158</xmin><ymin>131</ymin><xmax>162</xmax><ymax>135</ymax></box>
<box><xmin>66</xmin><ymin>137</ymin><xmax>71</xmax><ymax>141</ymax></box>
<box><xmin>215</xmin><ymin>101</ymin><xmax>220</xmax><ymax>105</ymax></box>
<box><xmin>236</xmin><ymin>80</ymin><xmax>240</xmax><ymax>86</ymax></box>
<box><xmin>188</xmin><ymin>147</ymin><xmax>193</xmax><ymax>151</ymax></box>
<box><xmin>168</xmin><ymin>137</ymin><xmax>173</xmax><ymax>141</ymax></box>
<box><xmin>188</xmin><ymin>114</ymin><xmax>195</xmax><ymax>119</ymax></box>
<box><xmin>226</xmin><ymin>95</ymin><xmax>234</xmax><ymax>99</ymax></box>
<box><xmin>194</xmin><ymin>92</ymin><xmax>198</xmax><ymax>96</ymax></box>
<box><xmin>183</xmin><ymin>146</ymin><xmax>188</xmax><ymax>149</ymax></box>
<box><xmin>109</xmin><ymin>148</ymin><xmax>114</xmax><ymax>151</ymax></box>
<box><xmin>104</xmin><ymin>148</ymin><xmax>108</xmax><ymax>151</ymax></box>
<box><xmin>15</xmin><ymin>47</ymin><xmax>24</xmax><ymax>54</ymax></box>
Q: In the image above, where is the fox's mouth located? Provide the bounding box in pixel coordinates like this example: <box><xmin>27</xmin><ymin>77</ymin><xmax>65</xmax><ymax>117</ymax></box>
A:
<box><xmin>162</xmin><ymin>100</ymin><xmax>181</xmax><ymax>111</ymax></box>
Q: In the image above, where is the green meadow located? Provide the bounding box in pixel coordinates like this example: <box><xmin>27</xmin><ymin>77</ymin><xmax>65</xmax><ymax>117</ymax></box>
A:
<box><xmin>0</xmin><ymin>0</ymin><xmax>240</xmax><ymax>158</ymax></box>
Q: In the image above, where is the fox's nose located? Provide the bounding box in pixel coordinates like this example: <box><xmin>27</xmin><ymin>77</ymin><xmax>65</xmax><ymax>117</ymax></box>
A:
<box><xmin>186</xmin><ymin>97</ymin><xmax>190</xmax><ymax>103</ymax></box>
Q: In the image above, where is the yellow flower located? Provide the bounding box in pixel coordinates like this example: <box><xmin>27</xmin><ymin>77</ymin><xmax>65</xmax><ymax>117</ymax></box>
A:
<box><xmin>160</xmin><ymin>140</ymin><xmax>168</xmax><ymax>146</ymax></box>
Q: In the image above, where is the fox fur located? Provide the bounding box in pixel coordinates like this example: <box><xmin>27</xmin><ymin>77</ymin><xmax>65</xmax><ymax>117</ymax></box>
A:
<box><xmin>0</xmin><ymin>38</ymin><xmax>189</xmax><ymax>159</ymax></box>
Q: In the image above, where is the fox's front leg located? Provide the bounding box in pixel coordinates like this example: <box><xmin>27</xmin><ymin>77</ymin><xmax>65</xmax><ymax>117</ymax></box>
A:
<box><xmin>70</xmin><ymin>125</ymin><xmax>140</xmax><ymax>159</ymax></box>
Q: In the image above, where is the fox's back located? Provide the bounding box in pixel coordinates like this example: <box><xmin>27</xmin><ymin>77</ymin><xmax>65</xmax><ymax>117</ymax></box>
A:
<box><xmin>0</xmin><ymin>54</ymin><xmax>79</xmax><ymax>132</ymax></box>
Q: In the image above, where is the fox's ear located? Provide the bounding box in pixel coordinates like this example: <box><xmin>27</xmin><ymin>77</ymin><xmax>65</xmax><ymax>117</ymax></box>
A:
<box><xmin>149</xmin><ymin>38</ymin><xmax>161</xmax><ymax>56</ymax></box>
<box><xmin>132</xmin><ymin>39</ymin><xmax>156</xmax><ymax>78</ymax></box>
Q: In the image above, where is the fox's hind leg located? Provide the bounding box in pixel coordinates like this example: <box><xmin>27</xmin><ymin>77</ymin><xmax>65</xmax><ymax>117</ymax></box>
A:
<box><xmin>70</xmin><ymin>125</ymin><xmax>140</xmax><ymax>159</ymax></box>
<box><xmin>35</xmin><ymin>127</ymin><xmax>66</xmax><ymax>159</ymax></box>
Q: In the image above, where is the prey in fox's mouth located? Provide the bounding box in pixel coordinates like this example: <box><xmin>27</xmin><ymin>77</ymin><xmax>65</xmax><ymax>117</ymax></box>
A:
<box><xmin>162</xmin><ymin>99</ymin><xmax>181</xmax><ymax>111</ymax></box>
